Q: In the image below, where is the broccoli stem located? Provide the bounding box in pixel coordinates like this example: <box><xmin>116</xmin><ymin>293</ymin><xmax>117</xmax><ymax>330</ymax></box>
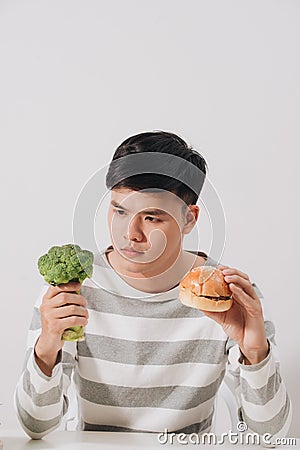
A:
<box><xmin>62</xmin><ymin>326</ymin><xmax>85</xmax><ymax>342</ymax></box>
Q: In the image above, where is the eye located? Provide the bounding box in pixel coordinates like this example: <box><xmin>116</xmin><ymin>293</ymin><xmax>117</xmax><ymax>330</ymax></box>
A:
<box><xmin>114</xmin><ymin>208</ymin><xmax>126</xmax><ymax>216</ymax></box>
<box><xmin>145</xmin><ymin>216</ymin><xmax>160</xmax><ymax>223</ymax></box>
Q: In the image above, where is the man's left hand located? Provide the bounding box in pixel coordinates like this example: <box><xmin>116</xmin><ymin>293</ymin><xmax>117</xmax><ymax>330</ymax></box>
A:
<box><xmin>203</xmin><ymin>265</ymin><xmax>269</xmax><ymax>365</ymax></box>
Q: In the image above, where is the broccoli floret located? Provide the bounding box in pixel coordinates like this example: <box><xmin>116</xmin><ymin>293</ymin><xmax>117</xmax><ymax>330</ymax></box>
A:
<box><xmin>37</xmin><ymin>243</ymin><xmax>94</xmax><ymax>342</ymax></box>
<box><xmin>38</xmin><ymin>243</ymin><xmax>94</xmax><ymax>285</ymax></box>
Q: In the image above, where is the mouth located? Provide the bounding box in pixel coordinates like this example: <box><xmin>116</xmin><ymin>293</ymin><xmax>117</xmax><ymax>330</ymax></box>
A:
<box><xmin>121</xmin><ymin>247</ymin><xmax>146</xmax><ymax>257</ymax></box>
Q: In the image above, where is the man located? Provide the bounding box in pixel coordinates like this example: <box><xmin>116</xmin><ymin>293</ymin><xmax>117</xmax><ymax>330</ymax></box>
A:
<box><xmin>15</xmin><ymin>131</ymin><xmax>291</xmax><ymax>439</ymax></box>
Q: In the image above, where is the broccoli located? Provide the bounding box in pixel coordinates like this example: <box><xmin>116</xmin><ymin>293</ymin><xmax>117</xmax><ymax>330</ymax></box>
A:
<box><xmin>37</xmin><ymin>243</ymin><xmax>94</xmax><ymax>342</ymax></box>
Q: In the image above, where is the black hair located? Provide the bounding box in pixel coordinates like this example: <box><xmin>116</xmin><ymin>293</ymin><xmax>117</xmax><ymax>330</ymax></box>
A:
<box><xmin>105</xmin><ymin>130</ymin><xmax>208</xmax><ymax>205</ymax></box>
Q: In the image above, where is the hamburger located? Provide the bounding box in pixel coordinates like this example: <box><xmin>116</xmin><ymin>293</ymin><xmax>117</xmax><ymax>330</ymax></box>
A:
<box><xmin>179</xmin><ymin>265</ymin><xmax>233</xmax><ymax>312</ymax></box>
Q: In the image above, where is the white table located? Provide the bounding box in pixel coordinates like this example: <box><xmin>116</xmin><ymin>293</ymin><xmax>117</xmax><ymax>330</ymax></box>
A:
<box><xmin>1</xmin><ymin>430</ymin><xmax>299</xmax><ymax>449</ymax></box>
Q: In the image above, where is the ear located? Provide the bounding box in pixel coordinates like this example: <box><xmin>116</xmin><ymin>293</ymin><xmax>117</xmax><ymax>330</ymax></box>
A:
<box><xmin>182</xmin><ymin>205</ymin><xmax>199</xmax><ymax>235</ymax></box>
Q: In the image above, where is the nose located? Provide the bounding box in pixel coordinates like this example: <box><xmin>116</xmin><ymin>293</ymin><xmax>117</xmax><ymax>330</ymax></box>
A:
<box><xmin>125</xmin><ymin>215</ymin><xmax>145</xmax><ymax>242</ymax></box>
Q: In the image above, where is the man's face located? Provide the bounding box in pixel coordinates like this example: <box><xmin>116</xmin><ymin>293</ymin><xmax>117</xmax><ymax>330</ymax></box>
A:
<box><xmin>107</xmin><ymin>188</ymin><xmax>192</xmax><ymax>277</ymax></box>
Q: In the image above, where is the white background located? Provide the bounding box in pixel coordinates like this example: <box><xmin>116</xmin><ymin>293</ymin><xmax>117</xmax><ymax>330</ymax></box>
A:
<box><xmin>0</xmin><ymin>0</ymin><xmax>299</xmax><ymax>437</ymax></box>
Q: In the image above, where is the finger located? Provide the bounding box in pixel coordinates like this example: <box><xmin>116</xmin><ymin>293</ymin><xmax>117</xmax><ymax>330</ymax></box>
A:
<box><xmin>224</xmin><ymin>274</ymin><xmax>257</xmax><ymax>298</ymax></box>
<box><xmin>59</xmin><ymin>316</ymin><xmax>88</xmax><ymax>330</ymax></box>
<box><xmin>228</xmin><ymin>284</ymin><xmax>261</xmax><ymax>316</ymax></box>
<box><xmin>55</xmin><ymin>293</ymin><xmax>87</xmax><ymax>308</ymax></box>
<box><xmin>46</xmin><ymin>292</ymin><xmax>88</xmax><ymax>308</ymax></box>
<box><xmin>57</xmin><ymin>281</ymin><xmax>82</xmax><ymax>290</ymax></box>
<box><xmin>220</xmin><ymin>267</ymin><xmax>250</xmax><ymax>282</ymax></box>
<box><xmin>44</xmin><ymin>282</ymin><xmax>82</xmax><ymax>300</ymax></box>
<box><xmin>53</xmin><ymin>304</ymin><xmax>88</xmax><ymax>319</ymax></box>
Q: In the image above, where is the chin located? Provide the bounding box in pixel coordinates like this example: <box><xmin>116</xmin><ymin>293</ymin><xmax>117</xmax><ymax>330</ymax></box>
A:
<box><xmin>121</xmin><ymin>256</ymin><xmax>163</xmax><ymax>277</ymax></box>
<box><xmin>119</xmin><ymin>256</ymin><xmax>147</xmax><ymax>272</ymax></box>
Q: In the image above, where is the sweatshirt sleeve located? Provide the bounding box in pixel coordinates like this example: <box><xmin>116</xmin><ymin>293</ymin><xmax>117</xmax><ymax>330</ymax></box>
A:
<box><xmin>14</xmin><ymin>284</ymin><xmax>77</xmax><ymax>439</ymax></box>
<box><xmin>225</xmin><ymin>282</ymin><xmax>292</xmax><ymax>442</ymax></box>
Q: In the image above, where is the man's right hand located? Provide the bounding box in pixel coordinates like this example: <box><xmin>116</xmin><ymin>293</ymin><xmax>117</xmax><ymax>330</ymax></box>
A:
<box><xmin>34</xmin><ymin>281</ymin><xmax>88</xmax><ymax>376</ymax></box>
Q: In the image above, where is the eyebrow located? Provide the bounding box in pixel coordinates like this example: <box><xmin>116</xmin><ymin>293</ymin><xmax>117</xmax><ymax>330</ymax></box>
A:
<box><xmin>111</xmin><ymin>201</ymin><xmax>168</xmax><ymax>216</ymax></box>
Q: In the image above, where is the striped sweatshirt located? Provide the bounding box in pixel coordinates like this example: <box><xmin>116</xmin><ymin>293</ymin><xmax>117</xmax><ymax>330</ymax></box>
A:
<box><xmin>15</xmin><ymin>248</ymin><xmax>292</xmax><ymax>439</ymax></box>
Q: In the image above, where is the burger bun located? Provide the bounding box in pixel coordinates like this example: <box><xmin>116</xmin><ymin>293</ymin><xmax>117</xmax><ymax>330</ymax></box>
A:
<box><xmin>179</xmin><ymin>265</ymin><xmax>233</xmax><ymax>312</ymax></box>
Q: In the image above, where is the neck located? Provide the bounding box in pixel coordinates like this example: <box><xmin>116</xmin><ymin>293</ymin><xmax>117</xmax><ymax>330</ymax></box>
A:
<box><xmin>106</xmin><ymin>247</ymin><xmax>205</xmax><ymax>293</ymax></box>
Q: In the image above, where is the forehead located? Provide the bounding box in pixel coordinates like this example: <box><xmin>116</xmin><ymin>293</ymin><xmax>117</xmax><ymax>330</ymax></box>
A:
<box><xmin>110</xmin><ymin>188</ymin><xmax>185</xmax><ymax>215</ymax></box>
